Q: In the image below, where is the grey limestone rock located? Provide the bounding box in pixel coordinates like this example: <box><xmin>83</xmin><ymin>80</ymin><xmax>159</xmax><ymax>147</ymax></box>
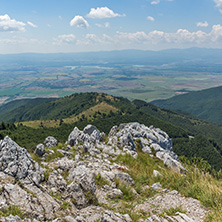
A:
<box><xmin>114</xmin><ymin>171</ymin><xmax>135</xmax><ymax>186</ymax></box>
<box><xmin>35</xmin><ymin>144</ymin><xmax>45</xmax><ymax>157</ymax></box>
<box><xmin>68</xmin><ymin>125</ymin><xmax>101</xmax><ymax>147</ymax></box>
<box><xmin>44</xmin><ymin>136</ymin><xmax>58</xmax><ymax>148</ymax></box>
<box><xmin>68</xmin><ymin>165</ymin><xmax>96</xmax><ymax>193</ymax></box>
<box><xmin>0</xmin><ymin>136</ymin><xmax>33</xmax><ymax>180</ymax></box>
<box><xmin>156</xmin><ymin>151</ymin><xmax>186</xmax><ymax>173</ymax></box>
<box><xmin>108</xmin><ymin>122</ymin><xmax>186</xmax><ymax>173</ymax></box>
<box><xmin>153</xmin><ymin>170</ymin><xmax>162</xmax><ymax>177</ymax></box>
<box><xmin>48</xmin><ymin>170</ymin><xmax>67</xmax><ymax>192</ymax></box>
<box><xmin>0</xmin><ymin>215</ymin><xmax>23</xmax><ymax>222</ymax></box>
<box><xmin>145</xmin><ymin>213</ymin><xmax>195</xmax><ymax>222</ymax></box>
<box><xmin>151</xmin><ymin>182</ymin><xmax>162</xmax><ymax>190</ymax></box>
<box><xmin>101</xmin><ymin>210</ymin><xmax>132</xmax><ymax>222</ymax></box>
<box><xmin>63</xmin><ymin>216</ymin><xmax>77</xmax><ymax>222</ymax></box>
<box><xmin>55</xmin><ymin>157</ymin><xmax>75</xmax><ymax>171</ymax></box>
<box><xmin>64</xmin><ymin>181</ymin><xmax>88</xmax><ymax>209</ymax></box>
<box><xmin>107</xmin><ymin>188</ymin><xmax>123</xmax><ymax>199</ymax></box>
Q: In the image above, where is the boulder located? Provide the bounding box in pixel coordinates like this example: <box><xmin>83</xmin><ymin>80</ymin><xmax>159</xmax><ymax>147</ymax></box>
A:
<box><xmin>68</xmin><ymin>125</ymin><xmax>101</xmax><ymax>147</ymax></box>
<box><xmin>156</xmin><ymin>151</ymin><xmax>186</xmax><ymax>173</ymax></box>
<box><xmin>35</xmin><ymin>144</ymin><xmax>45</xmax><ymax>157</ymax></box>
<box><xmin>0</xmin><ymin>136</ymin><xmax>33</xmax><ymax>180</ymax></box>
<box><xmin>151</xmin><ymin>182</ymin><xmax>162</xmax><ymax>190</ymax></box>
<box><xmin>68</xmin><ymin>127</ymin><xmax>82</xmax><ymax>146</ymax></box>
<box><xmin>44</xmin><ymin>136</ymin><xmax>58</xmax><ymax>148</ymax></box>
<box><xmin>114</xmin><ymin>171</ymin><xmax>135</xmax><ymax>186</ymax></box>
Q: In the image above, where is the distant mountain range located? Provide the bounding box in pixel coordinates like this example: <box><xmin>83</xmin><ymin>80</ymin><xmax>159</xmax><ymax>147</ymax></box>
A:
<box><xmin>152</xmin><ymin>85</ymin><xmax>222</xmax><ymax>124</ymax></box>
<box><xmin>2</xmin><ymin>47</ymin><xmax>222</xmax><ymax>67</ymax></box>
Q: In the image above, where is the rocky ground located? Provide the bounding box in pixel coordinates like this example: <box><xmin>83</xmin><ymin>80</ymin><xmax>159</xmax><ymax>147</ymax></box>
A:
<box><xmin>0</xmin><ymin>122</ymin><xmax>208</xmax><ymax>222</ymax></box>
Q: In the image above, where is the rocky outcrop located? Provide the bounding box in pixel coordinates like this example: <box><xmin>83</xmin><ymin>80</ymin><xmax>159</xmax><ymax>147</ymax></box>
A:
<box><xmin>0</xmin><ymin>136</ymin><xmax>43</xmax><ymax>181</ymax></box>
<box><xmin>134</xmin><ymin>190</ymin><xmax>207</xmax><ymax>222</ymax></box>
<box><xmin>68</xmin><ymin>125</ymin><xmax>101</xmax><ymax>147</ymax></box>
<box><xmin>0</xmin><ymin>123</ymin><xmax>208</xmax><ymax>222</ymax></box>
<box><xmin>108</xmin><ymin>122</ymin><xmax>186</xmax><ymax>173</ymax></box>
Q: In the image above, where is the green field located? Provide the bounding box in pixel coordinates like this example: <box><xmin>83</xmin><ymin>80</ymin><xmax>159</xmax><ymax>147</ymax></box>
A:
<box><xmin>1</xmin><ymin>64</ymin><xmax>222</xmax><ymax>105</ymax></box>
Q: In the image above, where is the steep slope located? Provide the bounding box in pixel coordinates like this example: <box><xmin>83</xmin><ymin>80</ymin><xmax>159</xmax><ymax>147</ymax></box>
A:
<box><xmin>1</xmin><ymin>92</ymin><xmax>222</xmax><ymax>170</ymax></box>
<box><xmin>152</xmin><ymin>85</ymin><xmax>222</xmax><ymax>124</ymax></box>
<box><xmin>0</xmin><ymin>93</ymin><xmax>101</xmax><ymax>122</ymax></box>
<box><xmin>0</xmin><ymin>98</ymin><xmax>55</xmax><ymax>119</ymax></box>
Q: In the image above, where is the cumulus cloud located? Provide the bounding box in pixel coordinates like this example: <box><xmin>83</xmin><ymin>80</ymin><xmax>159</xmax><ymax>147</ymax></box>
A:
<box><xmin>196</xmin><ymin>21</ymin><xmax>209</xmax><ymax>27</ymax></box>
<box><xmin>27</xmin><ymin>21</ymin><xmax>37</xmax><ymax>28</ymax></box>
<box><xmin>53</xmin><ymin>34</ymin><xmax>76</xmax><ymax>45</ymax></box>
<box><xmin>151</xmin><ymin>0</ymin><xmax>160</xmax><ymax>5</ymax></box>
<box><xmin>60</xmin><ymin>24</ymin><xmax>222</xmax><ymax>49</ymax></box>
<box><xmin>115</xmin><ymin>25</ymin><xmax>222</xmax><ymax>45</ymax></box>
<box><xmin>147</xmin><ymin>16</ymin><xmax>155</xmax><ymax>21</ymax></box>
<box><xmin>214</xmin><ymin>0</ymin><xmax>222</xmax><ymax>13</ymax></box>
<box><xmin>0</xmin><ymin>14</ymin><xmax>26</xmax><ymax>32</ymax></box>
<box><xmin>87</xmin><ymin>7</ymin><xmax>125</xmax><ymax>19</ymax></box>
<box><xmin>70</xmin><ymin>16</ymin><xmax>89</xmax><ymax>28</ymax></box>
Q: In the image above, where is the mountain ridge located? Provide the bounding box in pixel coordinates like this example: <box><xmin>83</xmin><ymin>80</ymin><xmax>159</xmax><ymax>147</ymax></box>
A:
<box><xmin>152</xmin><ymin>85</ymin><xmax>222</xmax><ymax>124</ymax></box>
<box><xmin>1</xmin><ymin>92</ymin><xmax>222</xmax><ymax>171</ymax></box>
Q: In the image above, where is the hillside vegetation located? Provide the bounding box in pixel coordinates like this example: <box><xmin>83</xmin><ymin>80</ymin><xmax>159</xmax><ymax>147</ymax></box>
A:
<box><xmin>152</xmin><ymin>85</ymin><xmax>222</xmax><ymax>124</ymax></box>
<box><xmin>1</xmin><ymin>92</ymin><xmax>222</xmax><ymax>171</ymax></box>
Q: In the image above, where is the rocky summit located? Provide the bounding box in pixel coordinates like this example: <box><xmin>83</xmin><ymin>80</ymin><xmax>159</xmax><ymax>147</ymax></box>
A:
<box><xmin>0</xmin><ymin>122</ymin><xmax>208</xmax><ymax>221</ymax></box>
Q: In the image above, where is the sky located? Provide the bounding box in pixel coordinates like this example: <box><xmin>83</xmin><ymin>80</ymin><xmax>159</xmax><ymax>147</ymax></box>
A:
<box><xmin>1</xmin><ymin>0</ymin><xmax>222</xmax><ymax>54</ymax></box>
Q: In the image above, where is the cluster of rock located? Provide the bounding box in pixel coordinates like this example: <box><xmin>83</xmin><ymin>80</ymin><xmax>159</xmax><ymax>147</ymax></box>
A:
<box><xmin>35</xmin><ymin>136</ymin><xmax>58</xmax><ymax>158</ymax></box>
<box><xmin>0</xmin><ymin>122</ymin><xmax>207</xmax><ymax>222</ymax></box>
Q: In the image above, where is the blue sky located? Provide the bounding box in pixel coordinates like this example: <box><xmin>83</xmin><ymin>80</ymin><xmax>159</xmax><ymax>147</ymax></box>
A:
<box><xmin>1</xmin><ymin>0</ymin><xmax>222</xmax><ymax>53</ymax></box>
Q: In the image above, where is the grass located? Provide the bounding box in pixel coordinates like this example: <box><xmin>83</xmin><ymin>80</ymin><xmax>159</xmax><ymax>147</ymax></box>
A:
<box><xmin>95</xmin><ymin>174</ymin><xmax>110</xmax><ymax>188</ymax></box>
<box><xmin>20</xmin><ymin>102</ymin><xmax>119</xmax><ymax>129</ymax></box>
<box><xmin>115</xmin><ymin>151</ymin><xmax>222</xmax><ymax>222</ymax></box>
<box><xmin>61</xmin><ymin>201</ymin><xmax>72</xmax><ymax>210</ymax></box>
<box><xmin>118</xmin><ymin>184</ymin><xmax>135</xmax><ymax>201</ymax></box>
<box><xmin>162</xmin><ymin>206</ymin><xmax>186</xmax><ymax>216</ymax></box>
<box><xmin>44</xmin><ymin>144</ymin><xmax>64</xmax><ymax>162</ymax></box>
<box><xmin>0</xmin><ymin>205</ymin><xmax>24</xmax><ymax>219</ymax></box>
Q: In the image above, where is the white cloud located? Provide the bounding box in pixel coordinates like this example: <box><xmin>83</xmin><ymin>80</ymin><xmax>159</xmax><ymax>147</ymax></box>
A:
<box><xmin>53</xmin><ymin>34</ymin><xmax>76</xmax><ymax>45</ymax></box>
<box><xmin>147</xmin><ymin>16</ymin><xmax>155</xmax><ymax>21</ymax></box>
<box><xmin>151</xmin><ymin>0</ymin><xmax>160</xmax><ymax>5</ymax></box>
<box><xmin>87</xmin><ymin>7</ymin><xmax>125</xmax><ymax>19</ymax></box>
<box><xmin>70</xmin><ymin>16</ymin><xmax>89</xmax><ymax>28</ymax></box>
<box><xmin>96</xmin><ymin>22</ymin><xmax>110</xmax><ymax>28</ymax></box>
<box><xmin>214</xmin><ymin>0</ymin><xmax>222</xmax><ymax>13</ymax></box>
<box><xmin>115</xmin><ymin>25</ymin><xmax>222</xmax><ymax>45</ymax></box>
<box><xmin>210</xmin><ymin>24</ymin><xmax>222</xmax><ymax>41</ymax></box>
<box><xmin>0</xmin><ymin>14</ymin><xmax>26</xmax><ymax>32</ymax></box>
<box><xmin>196</xmin><ymin>21</ymin><xmax>209</xmax><ymax>27</ymax></box>
<box><xmin>27</xmin><ymin>21</ymin><xmax>37</xmax><ymax>28</ymax></box>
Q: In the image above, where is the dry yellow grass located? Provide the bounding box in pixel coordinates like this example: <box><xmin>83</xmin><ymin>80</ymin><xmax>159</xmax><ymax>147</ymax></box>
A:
<box><xmin>19</xmin><ymin>102</ymin><xmax>119</xmax><ymax>128</ymax></box>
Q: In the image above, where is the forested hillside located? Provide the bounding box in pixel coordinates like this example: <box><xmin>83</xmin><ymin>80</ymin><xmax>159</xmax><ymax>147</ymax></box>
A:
<box><xmin>1</xmin><ymin>92</ymin><xmax>222</xmax><ymax>171</ymax></box>
<box><xmin>152</xmin><ymin>86</ymin><xmax>222</xmax><ymax>124</ymax></box>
